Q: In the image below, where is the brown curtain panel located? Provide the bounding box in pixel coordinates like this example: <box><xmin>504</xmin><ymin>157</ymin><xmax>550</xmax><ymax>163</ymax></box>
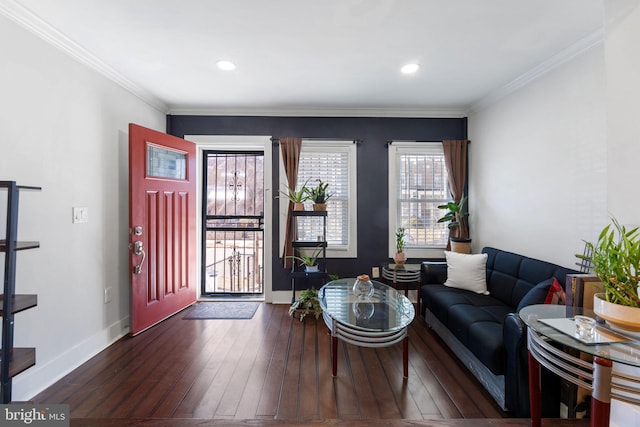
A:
<box><xmin>280</xmin><ymin>137</ymin><xmax>303</xmax><ymax>268</ymax></box>
<box><xmin>442</xmin><ymin>139</ymin><xmax>469</xmax><ymax>241</ymax></box>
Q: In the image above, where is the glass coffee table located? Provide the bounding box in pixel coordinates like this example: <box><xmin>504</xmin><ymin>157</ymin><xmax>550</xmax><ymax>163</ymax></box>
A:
<box><xmin>318</xmin><ymin>278</ymin><xmax>415</xmax><ymax>377</ymax></box>
<box><xmin>520</xmin><ymin>304</ymin><xmax>640</xmax><ymax>427</ymax></box>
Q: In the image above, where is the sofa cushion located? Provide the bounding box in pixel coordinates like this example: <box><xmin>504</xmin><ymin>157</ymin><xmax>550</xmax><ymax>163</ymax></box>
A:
<box><xmin>422</xmin><ymin>284</ymin><xmax>510</xmax><ymax>374</ymax></box>
<box><xmin>516</xmin><ymin>278</ymin><xmax>555</xmax><ymax>312</ymax></box>
<box><xmin>443</xmin><ymin>251</ymin><xmax>489</xmax><ymax>294</ymax></box>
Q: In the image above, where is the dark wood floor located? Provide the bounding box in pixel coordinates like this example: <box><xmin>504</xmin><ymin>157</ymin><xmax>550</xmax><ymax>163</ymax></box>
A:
<box><xmin>32</xmin><ymin>303</ymin><xmax>587</xmax><ymax>426</ymax></box>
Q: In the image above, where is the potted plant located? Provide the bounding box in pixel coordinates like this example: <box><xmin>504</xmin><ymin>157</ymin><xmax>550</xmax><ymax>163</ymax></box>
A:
<box><xmin>286</xmin><ymin>246</ymin><xmax>323</xmax><ymax>272</ymax></box>
<box><xmin>278</xmin><ymin>178</ymin><xmax>310</xmax><ymax>211</ymax></box>
<box><xmin>394</xmin><ymin>227</ymin><xmax>407</xmax><ymax>265</ymax></box>
<box><xmin>306</xmin><ymin>179</ymin><xmax>333</xmax><ymax>211</ymax></box>
<box><xmin>289</xmin><ymin>287</ymin><xmax>323</xmax><ymax>321</ymax></box>
<box><xmin>579</xmin><ymin>217</ymin><xmax>640</xmax><ymax>330</ymax></box>
<box><xmin>437</xmin><ymin>195</ymin><xmax>471</xmax><ymax>254</ymax></box>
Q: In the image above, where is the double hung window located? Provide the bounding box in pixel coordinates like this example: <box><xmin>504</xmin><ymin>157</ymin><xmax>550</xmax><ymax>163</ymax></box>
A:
<box><xmin>279</xmin><ymin>140</ymin><xmax>357</xmax><ymax>257</ymax></box>
<box><xmin>388</xmin><ymin>141</ymin><xmax>450</xmax><ymax>257</ymax></box>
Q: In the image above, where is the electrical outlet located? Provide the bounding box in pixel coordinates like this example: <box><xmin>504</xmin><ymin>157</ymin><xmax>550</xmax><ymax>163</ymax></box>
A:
<box><xmin>104</xmin><ymin>287</ymin><xmax>112</xmax><ymax>304</ymax></box>
<box><xmin>371</xmin><ymin>266</ymin><xmax>380</xmax><ymax>278</ymax></box>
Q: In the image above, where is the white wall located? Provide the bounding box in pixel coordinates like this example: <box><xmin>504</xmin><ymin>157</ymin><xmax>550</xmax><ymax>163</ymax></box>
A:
<box><xmin>470</xmin><ymin>0</ymin><xmax>640</xmax><ymax>423</ymax></box>
<box><xmin>468</xmin><ymin>44</ymin><xmax>608</xmax><ymax>268</ymax></box>
<box><xmin>603</xmin><ymin>1</ymin><xmax>640</xmax><ymax>425</ymax></box>
<box><xmin>0</xmin><ymin>14</ymin><xmax>165</xmax><ymax>400</ymax></box>
<box><xmin>605</xmin><ymin>0</ymin><xmax>640</xmax><ymax>225</ymax></box>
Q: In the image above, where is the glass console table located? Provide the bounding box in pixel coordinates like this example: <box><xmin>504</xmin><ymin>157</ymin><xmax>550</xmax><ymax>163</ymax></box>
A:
<box><xmin>520</xmin><ymin>304</ymin><xmax>640</xmax><ymax>427</ymax></box>
<box><xmin>318</xmin><ymin>278</ymin><xmax>415</xmax><ymax>377</ymax></box>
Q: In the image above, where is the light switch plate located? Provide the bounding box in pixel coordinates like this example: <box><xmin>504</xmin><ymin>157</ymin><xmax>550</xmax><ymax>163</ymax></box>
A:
<box><xmin>72</xmin><ymin>207</ymin><xmax>88</xmax><ymax>224</ymax></box>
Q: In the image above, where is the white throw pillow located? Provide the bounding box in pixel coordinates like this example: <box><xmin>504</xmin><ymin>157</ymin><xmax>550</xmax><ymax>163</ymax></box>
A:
<box><xmin>443</xmin><ymin>251</ymin><xmax>489</xmax><ymax>295</ymax></box>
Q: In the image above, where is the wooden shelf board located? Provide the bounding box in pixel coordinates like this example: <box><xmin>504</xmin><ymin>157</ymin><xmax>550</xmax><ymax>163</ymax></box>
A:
<box><xmin>0</xmin><ymin>240</ymin><xmax>40</xmax><ymax>252</ymax></box>
<box><xmin>0</xmin><ymin>348</ymin><xmax>35</xmax><ymax>377</ymax></box>
<box><xmin>0</xmin><ymin>295</ymin><xmax>37</xmax><ymax>316</ymax></box>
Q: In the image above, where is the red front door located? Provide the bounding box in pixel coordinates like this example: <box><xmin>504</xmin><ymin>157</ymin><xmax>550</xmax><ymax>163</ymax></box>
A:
<box><xmin>129</xmin><ymin>124</ymin><xmax>197</xmax><ymax>335</ymax></box>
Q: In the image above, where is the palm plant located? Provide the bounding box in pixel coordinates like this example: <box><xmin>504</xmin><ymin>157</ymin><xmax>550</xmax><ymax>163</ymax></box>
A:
<box><xmin>437</xmin><ymin>196</ymin><xmax>469</xmax><ymax>233</ymax></box>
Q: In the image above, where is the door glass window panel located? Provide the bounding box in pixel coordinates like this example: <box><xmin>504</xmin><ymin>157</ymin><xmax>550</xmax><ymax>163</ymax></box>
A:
<box><xmin>147</xmin><ymin>144</ymin><xmax>187</xmax><ymax>180</ymax></box>
<box><xmin>206</xmin><ymin>153</ymin><xmax>264</xmax><ymax>217</ymax></box>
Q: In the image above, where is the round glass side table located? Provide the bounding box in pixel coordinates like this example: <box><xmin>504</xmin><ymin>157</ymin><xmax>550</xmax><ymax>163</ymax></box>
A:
<box><xmin>381</xmin><ymin>263</ymin><xmax>421</xmax><ymax>314</ymax></box>
<box><xmin>520</xmin><ymin>304</ymin><xmax>640</xmax><ymax>427</ymax></box>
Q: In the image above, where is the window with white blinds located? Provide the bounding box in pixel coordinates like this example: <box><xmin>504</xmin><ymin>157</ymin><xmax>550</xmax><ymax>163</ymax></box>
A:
<box><xmin>298</xmin><ymin>147</ymin><xmax>349</xmax><ymax>248</ymax></box>
<box><xmin>388</xmin><ymin>141</ymin><xmax>450</xmax><ymax>257</ymax></box>
<box><xmin>278</xmin><ymin>140</ymin><xmax>357</xmax><ymax>258</ymax></box>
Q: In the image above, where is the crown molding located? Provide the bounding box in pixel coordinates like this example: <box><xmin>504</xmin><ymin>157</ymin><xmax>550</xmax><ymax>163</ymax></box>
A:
<box><xmin>468</xmin><ymin>28</ymin><xmax>605</xmax><ymax>115</ymax></box>
<box><xmin>3</xmin><ymin>0</ymin><xmax>601</xmax><ymax>120</ymax></box>
<box><xmin>167</xmin><ymin>106</ymin><xmax>468</xmax><ymax>118</ymax></box>
<box><xmin>0</xmin><ymin>0</ymin><xmax>168</xmax><ymax>113</ymax></box>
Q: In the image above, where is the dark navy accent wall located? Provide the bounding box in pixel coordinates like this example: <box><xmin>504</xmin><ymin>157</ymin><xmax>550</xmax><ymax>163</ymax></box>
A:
<box><xmin>167</xmin><ymin>115</ymin><xmax>467</xmax><ymax>291</ymax></box>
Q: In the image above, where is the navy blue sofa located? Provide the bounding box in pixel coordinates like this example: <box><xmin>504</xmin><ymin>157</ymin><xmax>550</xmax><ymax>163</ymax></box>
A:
<box><xmin>421</xmin><ymin>247</ymin><xmax>577</xmax><ymax>417</ymax></box>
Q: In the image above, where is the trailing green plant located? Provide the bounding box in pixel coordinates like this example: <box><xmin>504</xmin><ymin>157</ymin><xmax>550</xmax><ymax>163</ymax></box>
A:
<box><xmin>278</xmin><ymin>178</ymin><xmax>311</xmax><ymax>203</ymax></box>
<box><xmin>306</xmin><ymin>179</ymin><xmax>333</xmax><ymax>204</ymax></box>
<box><xmin>289</xmin><ymin>287</ymin><xmax>323</xmax><ymax>321</ymax></box>
<box><xmin>577</xmin><ymin>217</ymin><xmax>640</xmax><ymax>307</ymax></box>
<box><xmin>395</xmin><ymin>227</ymin><xmax>406</xmax><ymax>253</ymax></box>
<box><xmin>437</xmin><ymin>196</ymin><xmax>469</xmax><ymax>235</ymax></box>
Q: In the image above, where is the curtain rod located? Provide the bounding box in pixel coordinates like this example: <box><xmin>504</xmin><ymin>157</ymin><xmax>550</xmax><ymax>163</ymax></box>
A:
<box><xmin>385</xmin><ymin>139</ymin><xmax>471</xmax><ymax>147</ymax></box>
<box><xmin>272</xmin><ymin>137</ymin><xmax>361</xmax><ymax>145</ymax></box>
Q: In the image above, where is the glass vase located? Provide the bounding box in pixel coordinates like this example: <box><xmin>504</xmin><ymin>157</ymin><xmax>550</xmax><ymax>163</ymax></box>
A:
<box><xmin>353</xmin><ymin>274</ymin><xmax>374</xmax><ymax>299</ymax></box>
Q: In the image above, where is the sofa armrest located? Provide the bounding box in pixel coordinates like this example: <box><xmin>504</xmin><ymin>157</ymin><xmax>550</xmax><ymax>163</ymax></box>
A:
<box><xmin>503</xmin><ymin>313</ymin><xmax>529</xmax><ymax>416</ymax></box>
<box><xmin>503</xmin><ymin>313</ymin><xmax>560</xmax><ymax>418</ymax></box>
<box><xmin>421</xmin><ymin>261</ymin><xmax>447</xmax><ymax>285</ymax></box>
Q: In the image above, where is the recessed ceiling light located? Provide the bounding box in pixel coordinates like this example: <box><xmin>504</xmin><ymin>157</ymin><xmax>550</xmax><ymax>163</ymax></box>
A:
<box><xmin>401</xmin><ymin>63</ymin><xmax>420</xmax><ymax>74</ymax></box>
<box><xmin>216</xmin><ymin>60</ymin><xmax>236</xmax><ymax>71</ymax></box>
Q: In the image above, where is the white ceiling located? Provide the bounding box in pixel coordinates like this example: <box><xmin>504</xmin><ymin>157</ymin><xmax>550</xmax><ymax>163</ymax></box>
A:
<box><xmin>2</xmin><ymin>0</ymin><xmax>604</xmax><ymax>116</ymax></box>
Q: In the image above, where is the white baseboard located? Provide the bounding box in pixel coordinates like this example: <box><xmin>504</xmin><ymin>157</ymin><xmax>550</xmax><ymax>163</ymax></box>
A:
<box><xmin>13</xmin><ymin>294</ymin><xmax>293</xmax><ymax>401</ymax></box>
<box><xmin>269</xmin><ymin>290</ymin><xmax>294</xmax><ymax>304</ymax></box>
<box><xmin>13</xmin><ymin>317</ymin><xmax>130</xmax><ymax>401</ymax></box>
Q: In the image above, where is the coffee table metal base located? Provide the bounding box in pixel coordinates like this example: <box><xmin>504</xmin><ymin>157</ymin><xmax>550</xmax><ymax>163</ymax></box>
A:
<box><xmin>323</xmin><ymin>311</ymin><xmax>410</xmax><ymax>377</ymax></box>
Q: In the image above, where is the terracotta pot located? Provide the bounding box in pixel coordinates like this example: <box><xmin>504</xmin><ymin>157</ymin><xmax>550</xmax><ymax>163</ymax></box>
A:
<box><xmin>394</xmin><ymin>252</ymin><xmax>406</xmax><ymax>265</ymax></box>
<box><xmin>593</xmin><ymin>293</ymin><xmax>640</xmax><ymax>331</ymax></box>
<box><xmin>313</xmin><ymin>203</ymin><xmax>326</xmax><ymax>211</ymax></box>
<box><xmin>293</xmin><ymin>202</ymin><xmax>305</xmax><ymax>211</ymax></box>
